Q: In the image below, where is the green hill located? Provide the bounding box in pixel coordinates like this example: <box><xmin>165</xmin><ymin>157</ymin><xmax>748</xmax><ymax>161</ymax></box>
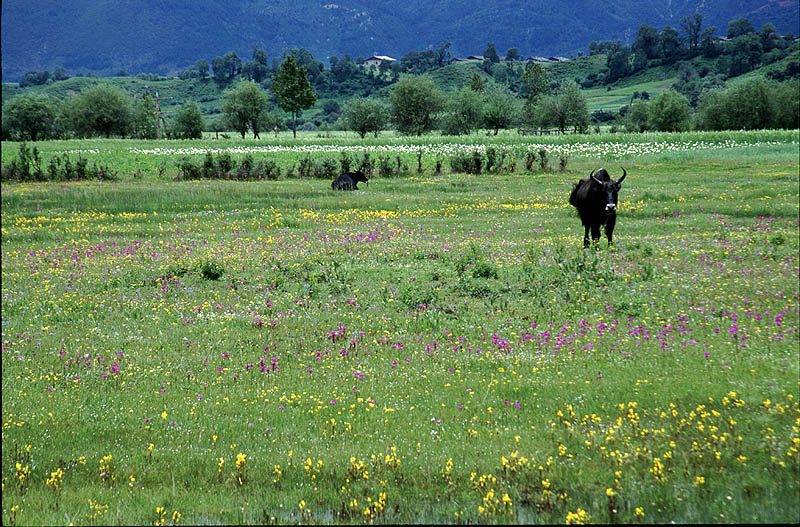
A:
<box><xmin>2</xmin><ymin>38</ymin><xmax>798</xmax><ymax>131</ymax></box>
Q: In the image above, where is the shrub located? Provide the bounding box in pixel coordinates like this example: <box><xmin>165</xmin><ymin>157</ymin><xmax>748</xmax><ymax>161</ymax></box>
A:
<box><xmin>449</xmin><ymin>149</ymin><xmax>486</xmax><ymax>174</ymax></box>
<box><xmin>339</xmin><ymin>152</ymin><xmax>352</xmax><ymax>173</ymax></box>
<box><xmin>254</xmin><ymin>159</ymin><xmax>281</xmax><ymax>180</ymax></box>
<box><xmin>358</xmin><ymin>152</ymin><xmax>375</xmax><ymax>177</ymax></box>
<box><xmin>525</xmin><ymin>150</ymin><xmax>536</xmax><ymax>171</ymax></box>
<box><xmin>202</xmin><ymin>152</ymin><xmax>216</xmax><ymax>178</ymax></box>
<box><xmin>317</xmin><ymin>158</ymin><xmax>339</xmax><ymax>179</ymax></box>
<box><xmin>199</xmin><ymin>259</ymin><xmax>224</xmax><ymax>281</ymax></box>
<box><xmin>179</xmin><ymin>157</ymin><xmax>202</xmax><ymax>180</ymax></box>
<box><xmin>538</xmin><ymin>148</ymin><xmax>549</xmax><ymax>171</ymax></box>
<box><xmin>2</xmin><ymin>144</ymin><xmax>117</xmax><ymax>182</ymax></box>
<box><xmin>472</xmin><ymin>261</ymin><xmax>499</xmax><ymax>279</ymax></box>
<box><xmin>1</xmin><ymin>142</ymin><xmax>44</xmax><ymax>181</ymax></box>
<box><xmin>216</xmin><ymin>152</ymin><xmax>234</xmax><ymax>176</ymax></box>
<box><xmin>399</xmin><ymin>282</ymin><xmax>438</xmax><ymax>309</ymax></box>
<box><xmin>648</xmin><ymin>89</ymin><xmax>692</xmax><ymax>132</ymax></box>
<box><xmin>297</xmin><ymin>156</ymin><xmax>315</xmax><ymax>178</ymax></box>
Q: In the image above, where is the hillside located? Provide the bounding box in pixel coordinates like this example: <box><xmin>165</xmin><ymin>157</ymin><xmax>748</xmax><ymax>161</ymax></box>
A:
<box><xmin>2</xmin><ymin>0</ymin><xmax>798</xmax><ymax>81</ymax></box>
<box><xmin>5</xmin><ymin>43</ymin><xmax>796</xmax><ymax>133</ymax></box>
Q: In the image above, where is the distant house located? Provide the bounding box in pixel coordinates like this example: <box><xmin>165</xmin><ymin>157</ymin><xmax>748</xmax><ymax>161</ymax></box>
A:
<box><xmin>549</xmin><ymin>56</ymin><xmax>570</xmax><ymax>62</ymax></box>
<box><xmin>451</xmin><ymin>55</ymin><xmax>485</xmax><ymax>64</ymax></box>
<box><xmin>527</xmin><ymin>56</ymin><xmax>552</xmax><ymax>63</ymax></box>
<box><xmin>363</xmin><ymin>55</ymin><xmax>397</xmax><ymax>68</ymax></box>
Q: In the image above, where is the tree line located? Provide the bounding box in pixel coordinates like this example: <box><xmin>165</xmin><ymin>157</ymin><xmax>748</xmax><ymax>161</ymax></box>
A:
<box><xmin>1</xmin><ymin>55</ymin><xmax>318</xmax><ymax>141</ymax></box>
<box><xmin>3</xmin><ymin>14</ymin><xmax>798</xmax><ymax>141</ymax></box>
<box><xmin>3</xmin><ymin>65</ymin><xmax>798</xmax><ymax>142</ymax></box>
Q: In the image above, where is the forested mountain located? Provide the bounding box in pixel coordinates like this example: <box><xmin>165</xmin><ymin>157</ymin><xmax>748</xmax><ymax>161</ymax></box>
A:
<box><xmin>2</xmin><ymin>0</ymin><xmax>798</xmax><ymax>80</ymax></box>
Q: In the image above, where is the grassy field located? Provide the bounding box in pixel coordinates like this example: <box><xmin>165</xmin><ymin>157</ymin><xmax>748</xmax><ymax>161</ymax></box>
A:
<box><xmin>1</xmin><ymin>131</ymin><xmax>799</xmax><ymax>525</ymax></box>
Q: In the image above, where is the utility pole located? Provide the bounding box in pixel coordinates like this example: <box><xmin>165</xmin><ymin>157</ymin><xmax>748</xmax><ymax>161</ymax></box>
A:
<box><xmin>141</xmin><ymin>86</ymin><xmax>172</xmax><ymax>134</ymax></box>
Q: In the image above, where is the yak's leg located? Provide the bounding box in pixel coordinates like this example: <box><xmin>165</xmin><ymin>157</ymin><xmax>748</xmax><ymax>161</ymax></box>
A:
<box><xmin>590</xmin><ymin>224</ymin><xmax>601</xmax><ymax>248</ymax></box>
<box><xmin>605</xmin><ymin>216</ymin><xmax>616</xmax><ymax>246</ymax></box>
<box><xmin>583</xmin><ymin>225</ymin><xmax>591</xmax><ymax>248</ymax></box>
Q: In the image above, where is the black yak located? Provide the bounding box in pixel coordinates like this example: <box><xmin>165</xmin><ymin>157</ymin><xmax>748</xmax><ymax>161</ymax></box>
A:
<box><xmin>331</xmin><ymin>171</ymin><xmax>369</xmax><ymax>191</ymax></box>
<box><xmin>569</xmin><ymin>167</ymin><xmax>627</xmax><ymax>248</ymax></box>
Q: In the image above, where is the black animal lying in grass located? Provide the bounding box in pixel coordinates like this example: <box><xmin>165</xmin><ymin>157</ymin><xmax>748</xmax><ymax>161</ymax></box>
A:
<box><xmin>331</xmin><ymin>171</ymin><xmax>369</xmax><ymax>191</ymax></box>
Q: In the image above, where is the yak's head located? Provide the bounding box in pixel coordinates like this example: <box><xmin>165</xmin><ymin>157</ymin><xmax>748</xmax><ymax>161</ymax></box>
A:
<box><xmin>590</xmin><ymin>168</ymin><xmax>626</xmax><ymax>213</ymax></box>
<box><xmin>351</xmin><ymin>170</ymin><xmax>369</xmax><ymax>186</ymax></box>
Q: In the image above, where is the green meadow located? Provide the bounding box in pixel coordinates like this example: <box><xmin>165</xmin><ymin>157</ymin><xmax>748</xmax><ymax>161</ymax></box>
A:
<box><xmin>2</xmin><ymin>130</ymin><xmax>799</xmax><ymax>525</ymax></box>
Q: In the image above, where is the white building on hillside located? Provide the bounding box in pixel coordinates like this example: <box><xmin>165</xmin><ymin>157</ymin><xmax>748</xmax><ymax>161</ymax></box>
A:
<box><xmin>363</xmin><ymin>55</ymin><xmax>397</xmax><ymax>68</ymax></box>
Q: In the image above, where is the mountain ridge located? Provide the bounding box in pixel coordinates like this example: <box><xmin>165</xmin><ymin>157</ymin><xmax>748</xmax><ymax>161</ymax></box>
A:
<box><xmin>2</xmin><ymin>0</ymin><xmax>798</xmax><ymax>80</ymax></box>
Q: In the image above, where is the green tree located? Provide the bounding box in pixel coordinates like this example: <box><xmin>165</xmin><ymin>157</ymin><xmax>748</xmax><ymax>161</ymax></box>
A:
<box><xmin>560</xmin><ymin>80</ymin><xmax>590</xmax><ymax>133</ymax></box>
<box><xmin>211</xmin><ymin>56</ymin><xmax>227</xmax><ymax>83</ymax></box>
<box><xmin>53</xmin><ymin>66</ymin><xmax>69</xmax><ymax>81</ymax></box>
<box><xmin>759</xmin><ymin>23</ymin><xmax>777</xmax><ymax>51</ymax></box>
<box><xmin>222</xmin><ymin>80</ymin><xmax>270</xmax><ymax>139</ymax></box>
<box><xmin>482</xmin><ymin>91</ymin><xmax>516</xmax><ymax>135</ymax></box>
<box><xmin>697</xmin><ymin>77</ymin><xmax>793</xmax><ymax>131</ymax></box>
<box><xmin>633</xmin><ymin>24</ymin><xmax>661</xmax><ymax>60</ymax></box>
<box><xmin>343</xmin><ymin>98</ymin><xmax>389</xmax><ymax>138</ymax></box>
<box><xmin>680</xmin><ymin>13</ymin><xmax>704</xmax><ymax>51</ymax></box>
<box><xmin>2</xmin><ymin>93</ymin><xmax>57</xmax><ymax>141</ymax></box>
<box><xmin>727</xmin><ymin>18</ymin><xmax>755</xmax><ymax>39</ymax></box>
<box><xmin>648</xmin><ymin>89</ymin><xmax>691</xmax><ymax>131</ymax></box>
<box><xmin>726</xmin><ymin>34</ymin><xmax>763</xmax><ymax>76</ymax></box>
<box><xmin>74</xmin><ymin>84</ymin><xmax>132</xmax><ymax>138</ymax></box>
<box><xmin>469</xmin><ymin>72</ymin><xmax>485</xmax><ymax>92</ymax></box>
<box><xmin>771</xmin><ymin>80</ymin><xmax>800</xmax><ymax>129</ymax></box>
<box><xmin>441</xmin><ymin>87</ymin><xmax>484</xmax><ymax>135</ymax></box>
<box><xmin>521</xmin><ymin>63</ymin><xmax>549</xmax><ymax>98</ymax></box>
<box><xmin>624</xmin><ymin>99</ymin><xmax>651</xmax><ymax>132</ymax></box>
<box><xmin>242</xmin><ymin>60</ymin><xmax>269</xmax><ymax>83</ymax></box>
<box><xmin>223</xmin><ymin>51</ymin><xmax>243</xmax><ymax>78</ymax></box>
<box><xmin>253</xmin><ymin>47</ymin><xmax>268</xmax><ymax>66</ymax></box>
<box><xmin>132</xmin><ymin>95</ymin><xmax>160</xmax><ymax>139</ymax></box>
<box><xmin>172</xmin><ymin>102</ymin><xmax>204</xmax><ymax>139</ymax></box>
<box><xmin>606</xmin><ymin>45</ymin><xmax>632</xmax><ymax>82</ymax></box>
<box><xmin>196</xmin><ymin>59</ymin><xmax>210</xmax><ymax>80</ymax></box>
<box><xmin>271</xmin><ymin>55</ymin><xmax>317</xmax><ymax>138</ymax></box>
<box><xmin>520</xmin><ymin>62</ymin><xmax>550</xmax><ymax>126</ymax></box>
<box><xmin>484</xmin><ymin>43</ymin><xmax>500</xmax><ymax>63</ymax></box>
<box><xmin>659</xmin><ymin>27</ymin><xmax>682</xmax><ymax>64</ymax></box>
<box><xmin>389</xmin><ymin>75</ymin><xmax>444</xmax><ymax>136</ymax></box>
<box><xmin>538</xmin><ymin>81</ymin><xmax>588</xmax><ymax>133</ymax></box>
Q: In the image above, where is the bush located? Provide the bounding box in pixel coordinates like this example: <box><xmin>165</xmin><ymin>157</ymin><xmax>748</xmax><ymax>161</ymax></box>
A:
<box><xmin>294</xmin><ymin>155</ymin><xmax>338</xmax><ymax>179</ymax></box>
<box><xmin>538</xmin><ymin>148</ymin><xmax>549</xmax><ymax>171</ymax></box>
<box><xmin>179</xmin><ymin>157</ymin><xmax>202</xmax><ymax>180</ymax></box>
<box><xmin>216</xmin><ymin>152</ymin><xmax>234</xmax><ymax>175</ymax></box>
<box><xmin>648</xmin><ymin>89</ymin><xmax>692</xmax><ymax>132</ymax></box>
<box><xmin>697</xmin><ymin>77</ymin><xmax>799</xmax><ymax>130</ymax></box>
<box><xmin>2</xmin><ymin>143</ymin><xmax>117</xmax><ymax>182</ymax></box>
<box><xmin>235</xmin><ymin>154</ymin><xmax>255</xmax><ymax>180</ymax></box>
<box><xmin>357</xmin><ymin>152</ymin><xmax>375</xmax><ymax>177</ymax></box>
<box><xmin>472</xmin><ymin>261</ymin><xmax>499</xmax><ymax>279</ymax></box>
<box><xmin>450</xmin><ymin>149</ymin><xmax>483</xmax><ymax>174</ymax></box>
<box><xmin>339</xmin><ymin>152</ymin><xmax>352</xmax><ymax>173</ymax></box>
<box><xmin>199</xmin><ymin>259</ymin><xmax>224</xmax><ymax>281</ymax></box>
<box><xmin>253</xmin><ymin>159</ymin><xmax>281</xmax><ymax>180</ymax></box>
<box><xmin>377</xmin><ymin>155</ymin><xmax>409</xmax><ymax>178</ymax></box>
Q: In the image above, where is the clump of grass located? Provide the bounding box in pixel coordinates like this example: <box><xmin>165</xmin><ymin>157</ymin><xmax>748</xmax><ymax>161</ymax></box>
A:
<box><xmin>199</xmin><ymin>259</ymin><xmax>224</xmax><ymax>280</ymax></box>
